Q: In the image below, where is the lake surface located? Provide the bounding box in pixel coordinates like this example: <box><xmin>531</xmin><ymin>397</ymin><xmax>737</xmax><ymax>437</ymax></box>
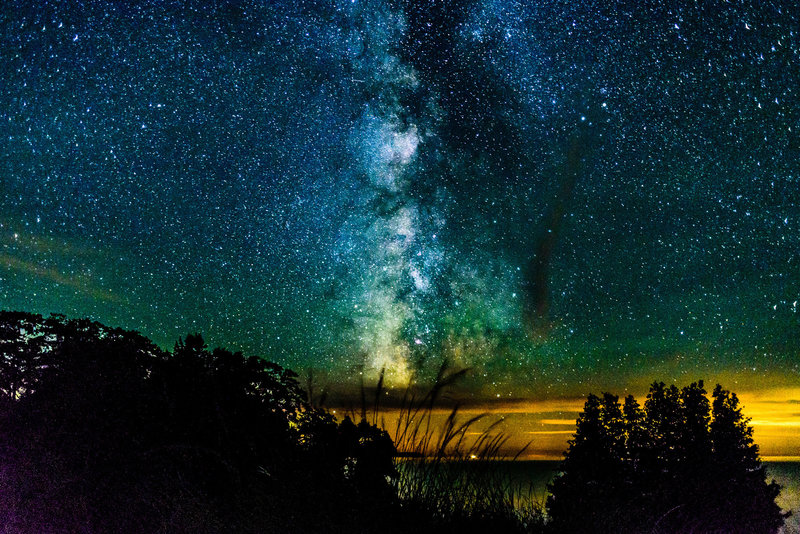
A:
<box><xmin>408</xmin><ymin>460</ymin><xmax>800</xmax><ymax>533</ymax></box>
<box><xmin>767</xmin><ymin>462</ymin><xmax>800</xmax><ymax>534</ymax></box>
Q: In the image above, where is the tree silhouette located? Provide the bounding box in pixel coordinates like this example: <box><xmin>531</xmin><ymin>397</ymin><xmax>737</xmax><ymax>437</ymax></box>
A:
<box><xmin>0</xmin><ymin>311</ymin><xmax>399</xmax><ymax>533</ymax></box>
<box><xmin>547</xmin><ymin>380</ymin><xmax>788</xmax><ymax>534</ymax></box>
<box><xmin>545</xmin><ymin>393</ymin><xmax>632</xmax><ymax>531</ymax></box>
<box><xmin>703</xmin><ymin>385</ymin><xmax>785</xmax><ymax>534</ymax></box>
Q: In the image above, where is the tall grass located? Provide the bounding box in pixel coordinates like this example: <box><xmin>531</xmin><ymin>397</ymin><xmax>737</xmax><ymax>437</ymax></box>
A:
<box><xmin>359</xmin><ymin>362</ymin><xmax>547</xmax><ymax>532</ymax></box>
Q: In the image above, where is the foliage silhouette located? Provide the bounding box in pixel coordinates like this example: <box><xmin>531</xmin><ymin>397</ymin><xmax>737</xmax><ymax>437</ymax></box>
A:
<box><xmin>546</xmin><ymin>380</ymin><xmax>787</xmax><ymax>534</ymax></box>
<box><xmin>354</xmin><ymin>361</ymin><xmax>547</xmax><ymax>533</ymax></box>
<box><xmin>0</xmin><ymin>311</ymin><xmax>400</xmax><ymax>533</ymax></box>
<box><xmin>1</xmin><ymin>312</ymin><xmax>788</xmax><ymax>533</ymax></box>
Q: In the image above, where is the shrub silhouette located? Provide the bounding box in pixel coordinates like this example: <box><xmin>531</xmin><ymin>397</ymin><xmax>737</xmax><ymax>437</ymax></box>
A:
<box><xmin>0</xmin><ymin>311</ymin><xmax>399</xmax><ymax>533</ymax></box>
<box><xmin>546</xmin><ymin>380</ymin><xmax>787</xmax><ymax>533</ymax></box>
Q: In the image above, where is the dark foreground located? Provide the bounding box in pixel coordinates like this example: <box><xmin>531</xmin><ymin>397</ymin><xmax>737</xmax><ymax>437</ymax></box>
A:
<box><xmin>0</xmin><ymin>312</ymin><xmax>791</xmax><ymax>533</ymax></box>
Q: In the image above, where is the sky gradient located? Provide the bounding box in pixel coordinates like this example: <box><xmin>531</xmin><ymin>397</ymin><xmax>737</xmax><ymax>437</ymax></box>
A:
<box><xmin>2</xmin><ymin>0</ymin><xmax>799</xmax><ymax>425</ymax></box>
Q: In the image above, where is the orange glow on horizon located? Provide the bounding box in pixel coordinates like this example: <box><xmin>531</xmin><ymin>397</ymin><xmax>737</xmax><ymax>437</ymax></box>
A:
<box><xmin>334</xmin><ymin>387</ymin><xmax>800</xmax><ymax>461</ymax></box>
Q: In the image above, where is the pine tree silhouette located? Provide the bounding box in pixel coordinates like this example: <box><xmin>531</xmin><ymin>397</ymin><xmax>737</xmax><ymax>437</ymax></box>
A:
<box><xmin>547</xmin><ymin>381</ymin><xmax>788</xmax><ymax>533</ymax></box>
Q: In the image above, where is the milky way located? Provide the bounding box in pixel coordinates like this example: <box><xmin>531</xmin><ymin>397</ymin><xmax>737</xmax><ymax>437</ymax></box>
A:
<box><xmin>1</xmin><ymin>0</ymin><xmax>799</xmax><ymax>397</ymax></box>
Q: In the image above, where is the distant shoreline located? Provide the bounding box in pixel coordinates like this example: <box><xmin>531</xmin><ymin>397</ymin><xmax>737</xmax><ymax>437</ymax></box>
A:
<box><xmin>412</xmin><ymin>457</ymin><xmax>800</xmax><ymax>463</ymax></box>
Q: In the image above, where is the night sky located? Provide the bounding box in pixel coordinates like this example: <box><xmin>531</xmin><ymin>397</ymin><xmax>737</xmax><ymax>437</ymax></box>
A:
<box><xmin>2</xmin><ymin>0</ymin><xmax>799</xmax><ymax>401</ymax></box>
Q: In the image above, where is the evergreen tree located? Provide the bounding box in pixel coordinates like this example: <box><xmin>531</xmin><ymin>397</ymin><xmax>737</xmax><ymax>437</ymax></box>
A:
<box><xmin>546</xmin><ymin>393</ymin><xmax>630</xmax><ymax>533</ymax></box>
<box><xmin>678</xmin><ymin>381</ymin><xmax>712</xmax><ymax>464</ymax></box>
<box><xmin>704</xmin><ymin>385</ymin><xmax>787</xmax><ymax>533</ymax></box>
<box><xmin>547</xmin><ymin>381</ymin><xmax>787</xmax><ymax>534</ymax></box>
<box><xmin>621</xmin><ymin>394</ymin><xmax>648</xmax><ymax>470</ymax></box>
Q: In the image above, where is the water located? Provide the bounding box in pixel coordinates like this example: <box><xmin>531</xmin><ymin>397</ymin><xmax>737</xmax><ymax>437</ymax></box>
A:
<box><xmin>767</xmin><ymin>463</ymin><xmax>800</xmax><ymax>534</ymax></box>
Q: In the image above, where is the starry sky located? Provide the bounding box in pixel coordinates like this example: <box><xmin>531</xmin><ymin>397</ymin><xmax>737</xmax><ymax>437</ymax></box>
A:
<box><xmin>2</xmin><ymin>0</ymin><xmax>799</xmax><ymax>401</ymax></box>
